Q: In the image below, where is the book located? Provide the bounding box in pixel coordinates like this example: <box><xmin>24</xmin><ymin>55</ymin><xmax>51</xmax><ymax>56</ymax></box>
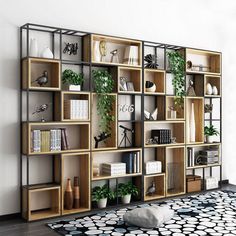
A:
<box><xmin>64</xmin><ymin>128</ymin><xmax>70</xmax><ymax>150</ymax></box>
<box><xmin>122</xmin><ymin>152</ymin><xmax>133</xmax><ymax>174</ymax></box>
<box><xmin>32</xmin><ymin>130</ymin><xmax>41</xmax><ymax>152</ymax></box>
<box><xmin>133</xmin><ymin>153</ymin><xmax>137</xmax><ymax>173</ymax></box>
<box><xmin>136</xmin><ymin>151</ymin><xmax>140</xmax><ymax>173</ymax></box>
<box><xmin>61</xmin><ymin>129</ymin><xmax>67</xmax><ymax>150</ymax></box>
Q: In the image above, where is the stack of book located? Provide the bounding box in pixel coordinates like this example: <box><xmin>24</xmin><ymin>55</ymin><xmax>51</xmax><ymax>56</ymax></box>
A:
<box><xmin>121</xmin><ymin>151</ymin><xmax>140</xmax><ymax>174</ymax></box>
<box><xmin>102</xmin><ymin>163</ymin><xmax>126</xmax><ymax>176</ymax></box>
<box><xmin>31</xmin><ymin>129</ymin><xmax>69</xmax><ymax>153</ymax></box>
<box><xmin>64</xmin><ymin>99</ymin><xmax>89</xmax><ymax>120</ymax></box>
<box><xmin>151</xmin><ymin>129</ymin><xmax>171</xmax><ymax>144</ymax></box>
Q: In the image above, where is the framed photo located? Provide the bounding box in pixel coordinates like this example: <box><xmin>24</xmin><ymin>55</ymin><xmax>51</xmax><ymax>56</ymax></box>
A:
<box><xmin>127</xmin><ymin>82</ymin><xmax>134</xmax><ymax>91</ymax></box>
<box><xmin>119</xmin><ymin>77</ymin><xmax>128</xmax><ymax>91</ymax></box>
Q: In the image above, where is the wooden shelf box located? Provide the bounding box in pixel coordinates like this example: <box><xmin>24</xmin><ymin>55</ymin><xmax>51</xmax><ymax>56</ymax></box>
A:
<box><xmin>166</xmin><ymin>96</ymin><xmax>185</xmax><ymax>120</ymax></box>
<box><xmin>55</xmin><ymin>92</ymin><xmax>90</xmax><ymax>121</ymax></box>
<box><xmin>186</xmin><ymin>97</ymin><xmax>204</xmax><ymax>144</ymax></box>
<box><xmin>144</xmin><ymin>173</ymin><xmax>165</xmax><ymax>201</ymax></box>
<box><xmin>58</xmin><ymin>153</ymin><xmax>90</xmax><ymax>215</ymax></box>
<box><xmin>204</xmin><ymin>75</ymin><xmax>221</xmax><ymax>97</ymax></box>
<box><xmin>22</xmin><ymin>184</ymin><xmax>60</xmax><ymax>221</ymax></box>
<box><xmin>186</xmin><ymin>49</ymin><xmax>221</xmax><ymax>75</ymax></box>
<box><xmin>118</xmin><ymin>67</ymin><xmax>142</xmax><ymax>93</ymax></box>
<box><xmin>22</xmin><ymin>122</ymin><xmax>90</xmax><ymax>155</ymax></box>
<box><xmin>144</xmin><ymin>69</ymin><xmax>165</xmax><ymax>94</ymax></box>
<box><xmin>186</xmin><ymin>74</ymin><xmax>204</xmax><ymax>97</ymax></box>
<box><xmin>166</xmin><ymin>146</ymin><xmax>185</xmax><ymax>196</ymax></box>
<box><xmin>22</xmin><ymin>58</ymin><xmax>61</xmax><ymax>90</ymax></box>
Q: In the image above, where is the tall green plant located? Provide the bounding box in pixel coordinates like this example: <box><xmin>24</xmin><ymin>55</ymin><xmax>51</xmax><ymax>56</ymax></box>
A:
<box><xmin>93</xmin><ymin>70</ymin><xmax>115</xmax><ymax>133</ymax></box>
<box><xmin>167</xmin><ymin>51</ymin><xmax>186</xmax><ymax>108</ymax></box>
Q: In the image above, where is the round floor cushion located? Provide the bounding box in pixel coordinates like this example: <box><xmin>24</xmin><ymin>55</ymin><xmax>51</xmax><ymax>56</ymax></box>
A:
<box><xmin>123</xmin><ymin>205</ymin><xmax>174</xmax><ymax>228</ymax></box>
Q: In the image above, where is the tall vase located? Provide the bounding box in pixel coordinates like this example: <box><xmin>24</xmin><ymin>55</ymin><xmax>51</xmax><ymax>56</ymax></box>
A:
<box><xmin>93</xmin><ymin>41</ymin><xmax>100</xmax><ymax>62</ymax></box>
<box><xmin>64</xmin><ymin>178</ymin><xmax>73</xmax><ymax>210</ymax></box>
<box><xmin>73</xmin><ymin>176</ymin><xmax>80</xmax><ymax>209</ymax></box>
<box><xmin>190</xmin><ymin>102</ymin><xmax>196</xmax><ymax>142</ymax></box>
<box><xmin>29</xmin><ymin>38</ymin><xmax>38</xmax><ymax>57</ymax></box>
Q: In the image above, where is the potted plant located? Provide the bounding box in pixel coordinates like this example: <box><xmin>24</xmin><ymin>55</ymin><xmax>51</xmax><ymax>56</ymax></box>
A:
<box><xmin>92</xmin><ymin>70</ymin><xmax>115</xmax><ymax>134</ymax></box>
<box><xmin>204</xmin><ymin>125</ymin><xmax>219</xmax><ymax>143</ymax></box>
<box><xmin>116</xmin><ymin>182</ymin><xmax>139</xmax><ymax>204</ymax></box>
<box><xmin>92</xmin><ymin>184</ymin><xmax>114</xmax><ymax>208</ymax></box>
<box><xmin>62</xmin><ymin>69</ymin><xmax>84</xmax><ymax>91</ymax></box>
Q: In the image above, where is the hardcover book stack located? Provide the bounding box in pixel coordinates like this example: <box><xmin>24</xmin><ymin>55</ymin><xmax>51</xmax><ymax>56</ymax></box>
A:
<box><xmin>145</xmin><ymin>161</ymin><xmax>162</xmax><ymax>174</ymax></box>
<box><xmin>64</xmin><ymin>99</ymin><xmax>89</xmax><ymax>120</ymax></box>
<box><xmin>151</xmin><ymin>129</ymin><xmax>171</xmax><ymax>144</ymax></box>
<box><xmin>102</xmin><ymin>163</ymin><xmax>126</xmax><ymax>176</ymax></box>
<box><xmin>31</xmin><ymin>129</ymin><xmax>69</xmax><ymax>152</ymax></box>
<box><xmin>121</xmin><ymin>151</ymin><xmax>140</xmax><ymax>174</ymax></box>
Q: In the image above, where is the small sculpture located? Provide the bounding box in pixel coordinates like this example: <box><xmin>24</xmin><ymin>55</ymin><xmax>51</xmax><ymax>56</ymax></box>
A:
<box><xmin>146</xmin><ymin>181</ymin><xmax>156</xmax><ymax>195</ymax></box>
<box><xmin>32</xmin><ymin>103</ymin><xmax>50</xmax><ymax>122</ymax></box>
<box><xmin>186</xmin><ymin>78</ymin><xmax>196</xmax><ymax>96</ymax></box>
<box><xmin>144</xmin><ymin>54</ymin><xmax>159</xmax><ymax>69</ymax></box>
<box><xmin>99</xmin><ymin>41</ymin><xmax>107</xmax><ymax>62</ymax></box>
<box><xmin>145</xmin><ymin>81</ymin><xmax>156</xmax><ymax>92</ymax></box>
<box><xmin>110</xmin><ymin>49</ymin><xmax>119</xmax><ymax>63</ymax></box>
<box><xmin>63</xmin><ymin>42</ymin><xmax>78</xmax><ymax>55</ymax></box>
<box><xmin>204</xmin><ymin>104</ymin><xmax>213</xmax><ymax>113</ymax></box>
<box><xmin>33</xmin><ymin>71</ymin><xmax>48</xmax><ymax>87</ymax></box>
<box><xmin>119</xmin><ymin>125</ymin><xmax>134</xmax><ymax>148</ymax></box>
<box><xmin>94</xmin><ymin>132</ymin><xmax>111</xmax><ymax>148</ymax></box>
<box><xmin>144</xmin><ymin>108</ymin><xmax>158</xmax><ymax>121</ymax></box>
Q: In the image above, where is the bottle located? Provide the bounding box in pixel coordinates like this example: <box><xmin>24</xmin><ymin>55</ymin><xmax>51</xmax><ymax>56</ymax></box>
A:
<box><xmin>74</xmin><ymin>176</ymin><xmax>80</xmax><ymax>209</ymax></box>
<box><xmin>64</xmin><ymin>178</ymin><xmax>73</xmax><ymax>210</ymax></box>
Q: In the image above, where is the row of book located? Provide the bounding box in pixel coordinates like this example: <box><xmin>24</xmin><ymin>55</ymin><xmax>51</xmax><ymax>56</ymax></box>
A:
<box><xmin>121</xmin><ymin>151</ymin><xmax>140</xmax><ymax>174</ymax></box>
<box><xmin>151</xmin><ymin>129</ymin><xmax>171</xmax><ymax>144</ymax></box>
<box><xmin>31</xmin><ymin>129</ymin><xmax>69</xmax><ymax>152</ymax></box>
<box><xmin>64</xmin><ymin>99</ymin><xmax>89</xmax><ymax>120</ymax></box>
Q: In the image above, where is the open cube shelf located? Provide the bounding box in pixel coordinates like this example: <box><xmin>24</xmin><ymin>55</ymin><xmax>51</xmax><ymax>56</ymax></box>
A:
<box><xmin>166</xmin><ymin>96</ymin><xmax>185</xmax><ymax>120</ymax></box>
<box><xmin>204</xmin><ymin>75</ymin><xmax>221</xmax><ymax>97</ymax></box>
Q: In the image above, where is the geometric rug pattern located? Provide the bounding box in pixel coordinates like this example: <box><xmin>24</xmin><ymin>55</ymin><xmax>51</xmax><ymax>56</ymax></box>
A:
<box><xmin>47</xmin><ymin>190</ymin><xmax>236</xmax><ymax>235</ymax></box>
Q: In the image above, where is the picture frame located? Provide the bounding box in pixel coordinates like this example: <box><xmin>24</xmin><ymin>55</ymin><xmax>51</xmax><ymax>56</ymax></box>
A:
<box><xmin>119</xmin><ymin>77</ymin><xmax>128</xmax><ymax>91</ymax></box>
<box><xmin>127</xmin><ymin>82</ymin><xmax>134</xmax><ymax>91</ymax></box>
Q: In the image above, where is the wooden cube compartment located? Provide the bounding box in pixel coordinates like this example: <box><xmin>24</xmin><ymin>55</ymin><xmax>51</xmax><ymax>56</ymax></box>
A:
<box><xmin>186</xmin><ymin>74</ymin><xmax>204</xmax><ymax>97</ymax></box>
<box><xmin>57</xmin><ymin>153</ymin><xmax>90</xmax><ymax>215</ymax></box>
<box><xmin>186</xmin><ymin>49</ymin><xmax>221</xmax><ymax>75</ymax></box>
<box><xmin>144</xmin><ymin>173</ymin><xmax>165</xmax><ymax>201</ymax></box>
<box><xmin>118</xmin><ymin>67</ymin><xmax>142</xmax><ymax>93</ymax></box>
<box><xmin>92</xmin><ymin>148</ymin><xmax>142</xmax><ymax>180</ymax></box>
<box><xmin>186</xmin><ymin>97</ymin><xmax>204</xmax><ymax>144</ymax></box>
<box><xmin>22</xmin><ymin>122</ymin><xmax>90</xmax><ymax>155</ymax></box>
<box><xmin>83</xmin><ymin>34</ymin><xmax>142</xmax><ymax>67</ymax></box>
<box><xmin>22</xmin><ymin>184</ymin><xmax>60</xmax><ymax>221</ymax></box>
<box><xmin>55</xmin><ymin>92</ymin><xmax>90</xmax><ymax>121</ymax></box>
<box><xmin>144</xmin><ymin>121</ymin><xmax>185</xmax><ymax>147</ymax></box>
<box><xmin>166</xmin><ymin>146</ymin><xmax>185</xmax><ymax>196</ymax></box>
<box><xmin>144</xmin><ymin>69</ymin><xmax>165</xmax><ymax>94</ymax></box>
<box><xmin>204</xmin><ymin>75</ymin><xmax>221</xmax><ymax>97</ymax></box>
<box><xmin>91</xmin><ymin>93</ymin><xmax>117</xmax><ymax>150</ymax></box>
<box><xmin>22</xmin><ymin>58</ymin><xmax>61</xmax><ymax>90</ymax></box>
<box><xmin>166</xmin><ymin>96</ymin><xmax>185</xmax><ymax>120</ymax></box>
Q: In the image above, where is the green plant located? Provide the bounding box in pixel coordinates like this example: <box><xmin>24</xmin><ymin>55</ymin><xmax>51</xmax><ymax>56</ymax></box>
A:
<box><xmin>115</xmin><ymin>182</ymin><xmax>139</xmax><ymax>197</ymax></box>
<box><xmin>204</xmin><ymin>125</ymin><xmax>219</xmax><ymax>136</ymax></box>
<box><xmin>93</xmin><ymin>70</ymin><xmax>115</xmax><ymax>133</ymax></box>
<box><xmin>167</xmin><ymin>51</ymin><xmax>186</xmax><ymax>108</ymax></box>
<box><xmin>92</xmin><ymin>184</ymin><xmax>115</xmax><ymax>201</ymax></box>
<box><xmin>62</xmin><ymin>69</ymin><xmax>84</xmax><ymax>85</ymax></box>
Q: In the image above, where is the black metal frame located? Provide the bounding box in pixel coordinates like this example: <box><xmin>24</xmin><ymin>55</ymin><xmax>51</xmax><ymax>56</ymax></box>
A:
<box><xmin>20</xmin><ymin>23</ymin><xmax>222</xmax><ymax>219</ymax></box>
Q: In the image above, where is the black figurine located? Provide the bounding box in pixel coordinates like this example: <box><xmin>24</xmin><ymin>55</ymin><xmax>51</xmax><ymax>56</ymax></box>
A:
<box><xmin>94</xmin><ymin>132</ymin><xmax>111</xmax><ymax>148</ymax></box>
<box><xmin>119</xmin><ymin>125</ymin><xmax>134</xmax><ymax>148</ymax></box>
<box><xmin>32</xmin><ymin>103</ymin><xmax>51</xmax><ymax>122</ymax></box>
<box><xmin>144</xmin><ymin>54</ymin><xmax>159</xmax><ymax>69</ymax></box>
<box><xmin>146</xmin><ymin>181</ymin><xmax>156</xmax><ymax>196</ymax></box>
<box><xmin>34</xmin><ymin>71</ymin><xmax>48</xmax><ymax>87</ymax></box>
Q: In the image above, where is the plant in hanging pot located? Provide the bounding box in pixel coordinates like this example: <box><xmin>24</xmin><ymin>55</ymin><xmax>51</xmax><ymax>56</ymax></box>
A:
<box><xmin>92</xmin><ymin>70</ymin><xmax>115</xmax><ymax>135</ymax></box>
<box><xmin>115</xmin><ymin>182</ymin><xmax>139</xmax><ymax>204</ymax></box>
<box><xmin>204</xmin><ymin>125</ymin><xmax>219</xmax><ymax>143</ymax></box>
<box><xmin>92</xmin><ymin>184</ymin><xmax>114</xmax><ymax>209</ymax></box>
<box><xmin>62</xmin><ymin>69</ymin><xmax>84</xmax><ymax>91</ymax></box>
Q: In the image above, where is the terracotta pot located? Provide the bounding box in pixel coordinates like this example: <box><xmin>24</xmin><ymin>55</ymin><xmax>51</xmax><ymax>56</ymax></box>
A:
<box><xmin>64</xmin><ymin>178</ymin><xmax>73</xmax><ymax>210</ymax></box>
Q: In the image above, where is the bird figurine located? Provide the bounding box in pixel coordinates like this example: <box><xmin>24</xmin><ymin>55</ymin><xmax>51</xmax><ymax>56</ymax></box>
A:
<box><xmin>110</xmin><ymin>49</ymin><xmax>119</xmax><ymax>63</ymax></box>
<box><xmin>146</xmin><ymin>181</ymin><xmax>156</xmax><ymax>196</ymax></box>
<box><xmin>32</xmin><ymin>103</ymin><xmax>50</xmax><ymax>122</ymax></box>
<box><xmin>33</xmin><ymin>71</ymin><xmax>48</xmax><ymax>87</ymax></box>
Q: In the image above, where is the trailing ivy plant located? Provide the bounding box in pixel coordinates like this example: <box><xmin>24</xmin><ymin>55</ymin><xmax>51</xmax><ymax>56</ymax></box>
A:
<box><xmin>93</xmin><ymin>69</ymin><xmax>115</xmax><ymax>134</ymax></box>
<box><xmin>167</xmin><ymin>51</ymin><xmax>186</xmax><ymax>108</ymax></box>
<box><xmin>62</xmin><ymin>69</ymin><xmax>84</xmax><ymax>85</ymax></box>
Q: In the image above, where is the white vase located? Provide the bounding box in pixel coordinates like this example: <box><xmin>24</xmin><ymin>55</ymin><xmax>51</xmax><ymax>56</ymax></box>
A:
<box><xmin>206</xmin><ymin>136</ymin><xmax>214</xmax><ymax>143</ymax></box>
<box><xmin>29</xmin><ymin>38</ymin><xmax>38</xmax><ymax>57</ymax></box>
<box><xmin>97</xmin><ymin>198</ymin><xmax>107</xmax><ymax>208</ymax></box>
<box><xmin>93</xmin><ymin>41</ymin><xmax>100</xmax><ymax>62</ymax></box>
<box><xmin>69</xmin><ymin>85</ymin><xmax>81</xmax><ymax>91</ymax></box>
<box><xmin>212</xmin><ymin>86</ymin><xmax>218</xmax><ymax>95</ymax></box>
<box><xmin>170</xmin><ymin>110</ymin><xmax>176</xmax><ymax>119</ymax></box>
<box><xmin>121</xmin><ymin>194</ymin><xmax>131</xmax><ymax>204</ymax></box>
<box><xmin>206</xmin><ymin>83</ymin><xmax>213</xmax><ymax>95</ymax></box>
<box><xmin>190</xmin><ymin>102</ymin><xmax>196</xmax><ymax>142</ymax></box>
<box><xmin>41</xmin><ymin>47</ymin><xmax>53</xmax><ymax>58</ymax></box>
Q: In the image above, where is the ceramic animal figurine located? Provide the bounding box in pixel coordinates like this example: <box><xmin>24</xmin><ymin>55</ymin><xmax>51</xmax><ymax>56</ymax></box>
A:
<box><xmin>146</xmin><ymin>181</ymin><xmax>156</xmax><ymax>195</ymax></box>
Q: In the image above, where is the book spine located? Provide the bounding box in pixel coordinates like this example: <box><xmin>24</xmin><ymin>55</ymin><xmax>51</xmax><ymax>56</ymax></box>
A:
<box><xmin>133</xmin><ymin>153</ymin><xmax>137</xmax><ymax>173</ymax></box>
<box><xmin>192</xmin><ymin>147</ymin><xmax>195</xmax><ymax>167</ymax></box>
<box><xmin>64</xmin><ymin>128</ymin><xmax>70</xmax><ymax>150</ymax></box>
<box><xmin>61</xmin><ymin>129</ymin><xmax>67</xmax><ymax>150</ymax></box>
<box><xmin>136</xmin><ymin>151</ymin><xmax>140</xmax><ymax>173</ymax></box>
<box><xmin>58</xmin><ymin>129</ymin><xmax>61</xmax><ymax>151</ymax></box>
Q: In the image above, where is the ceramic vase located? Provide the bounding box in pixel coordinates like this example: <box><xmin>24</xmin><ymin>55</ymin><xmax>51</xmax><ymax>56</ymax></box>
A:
<box><xmin>73</xmin><ymin>176</ymin><xmax>80</xmax><ymax>209</ymax></box>
<box><xmin>64</xmin><ymin>178</ymin><xmax>73</xmax><ymax>210</ymax></box>
<box><xmin>29</xmin><ymin>38</ymin><xmax>38</xmax><ymax>57</ymax></box>
<box><xmin>206</xmin><ymin>83</ymin><xmax>213</xmax><ymax>95</ymax></box>
<box><xmin>212</xmin><ymin>86</ymin><xmax>218</xmax><ymax>95</ymax></box>
<box><xmin>121</xmin><ymin>194</ymin><xmax>131</xmax><ymax>204</ymax></box>
<box><xmin>170</xmin><ymin>110</ymin><xmax>177</xmax><ymax>119</ymax></box>
<box><xmin>190</xmin><ymin>102</ymin><xmax>196</xmax><ymax>142</ymax></box>
<box><xmin>93</xmin><ymin>41</ymin><xmax>100</xmax><ymax>62</ymax></box>
<box><xmin>97</xmin><ymin>198</ymin><xmax>107</xmax><ymax>209</ymax></box>
<box><xmin>41</xmin><ymin>47</ymin><xmax>53</xmax><ymax>58</ymax></box>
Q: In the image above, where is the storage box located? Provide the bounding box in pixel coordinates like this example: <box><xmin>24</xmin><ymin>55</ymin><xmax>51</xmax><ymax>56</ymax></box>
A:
<box><xmin>186</xmin><ymin>175</ymin><xmax>202</xmax><ymax>193</ymax></box>
<box><xmin>145</xmin><ymin>161</ymin><xmax>162</xmax><ymax>174</ymax></box>
<box><xmin>102</xmin><ymin>162</ymin><xmax>126</xmax><ymax>176</ymax></box>
<box><xmin>205</xmin><ymin>177</ymin><xmax>218</xmax><ymax>190</ymax></box>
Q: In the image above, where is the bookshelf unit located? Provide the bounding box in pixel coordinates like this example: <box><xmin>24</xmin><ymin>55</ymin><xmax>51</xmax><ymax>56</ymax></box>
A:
<box><xmin>20</xmin><ymin>23</ymin><xmax>222</xmax><ymax>221</ymax></box>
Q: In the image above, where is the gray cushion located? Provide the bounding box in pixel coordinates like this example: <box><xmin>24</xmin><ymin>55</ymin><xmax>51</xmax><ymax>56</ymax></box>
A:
<box><xmin>123</xmin><ymin>205</ymin><xmax>174</xmax><ymax>228</ymax></box>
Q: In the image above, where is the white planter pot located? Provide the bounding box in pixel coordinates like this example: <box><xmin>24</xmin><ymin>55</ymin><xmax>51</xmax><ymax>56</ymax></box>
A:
<box><xmin>97</xmin><ymin>198</ymin><xmax>107</xmax><ymax>209</ymax></box>
<box><xmin>121</xmin><ymin>194</ymin><xmax>131</xmax><ymax>204</ymax></box>
<box><xmin>206</xmin><ymin>136</ymin><xmax>214</xmax><ymax>143</ymax></box>
<box><xmin>69</xmin><ymin>85</ymin><xmax>81</xmax><ymax>91</ymax></box>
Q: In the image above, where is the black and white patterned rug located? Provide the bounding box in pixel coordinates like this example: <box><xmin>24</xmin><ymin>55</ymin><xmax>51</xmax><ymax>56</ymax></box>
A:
<box><xmin>47</xmin><ymin>190</ymin><xmax>236</xmax><ymax>235</ymax></box>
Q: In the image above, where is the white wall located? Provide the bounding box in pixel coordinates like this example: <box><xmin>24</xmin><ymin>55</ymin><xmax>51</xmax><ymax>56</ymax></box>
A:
<box><xmin>0</xmin><ymin>0</ymin><xmax>235</xmax><ymax>215</ymax></box>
